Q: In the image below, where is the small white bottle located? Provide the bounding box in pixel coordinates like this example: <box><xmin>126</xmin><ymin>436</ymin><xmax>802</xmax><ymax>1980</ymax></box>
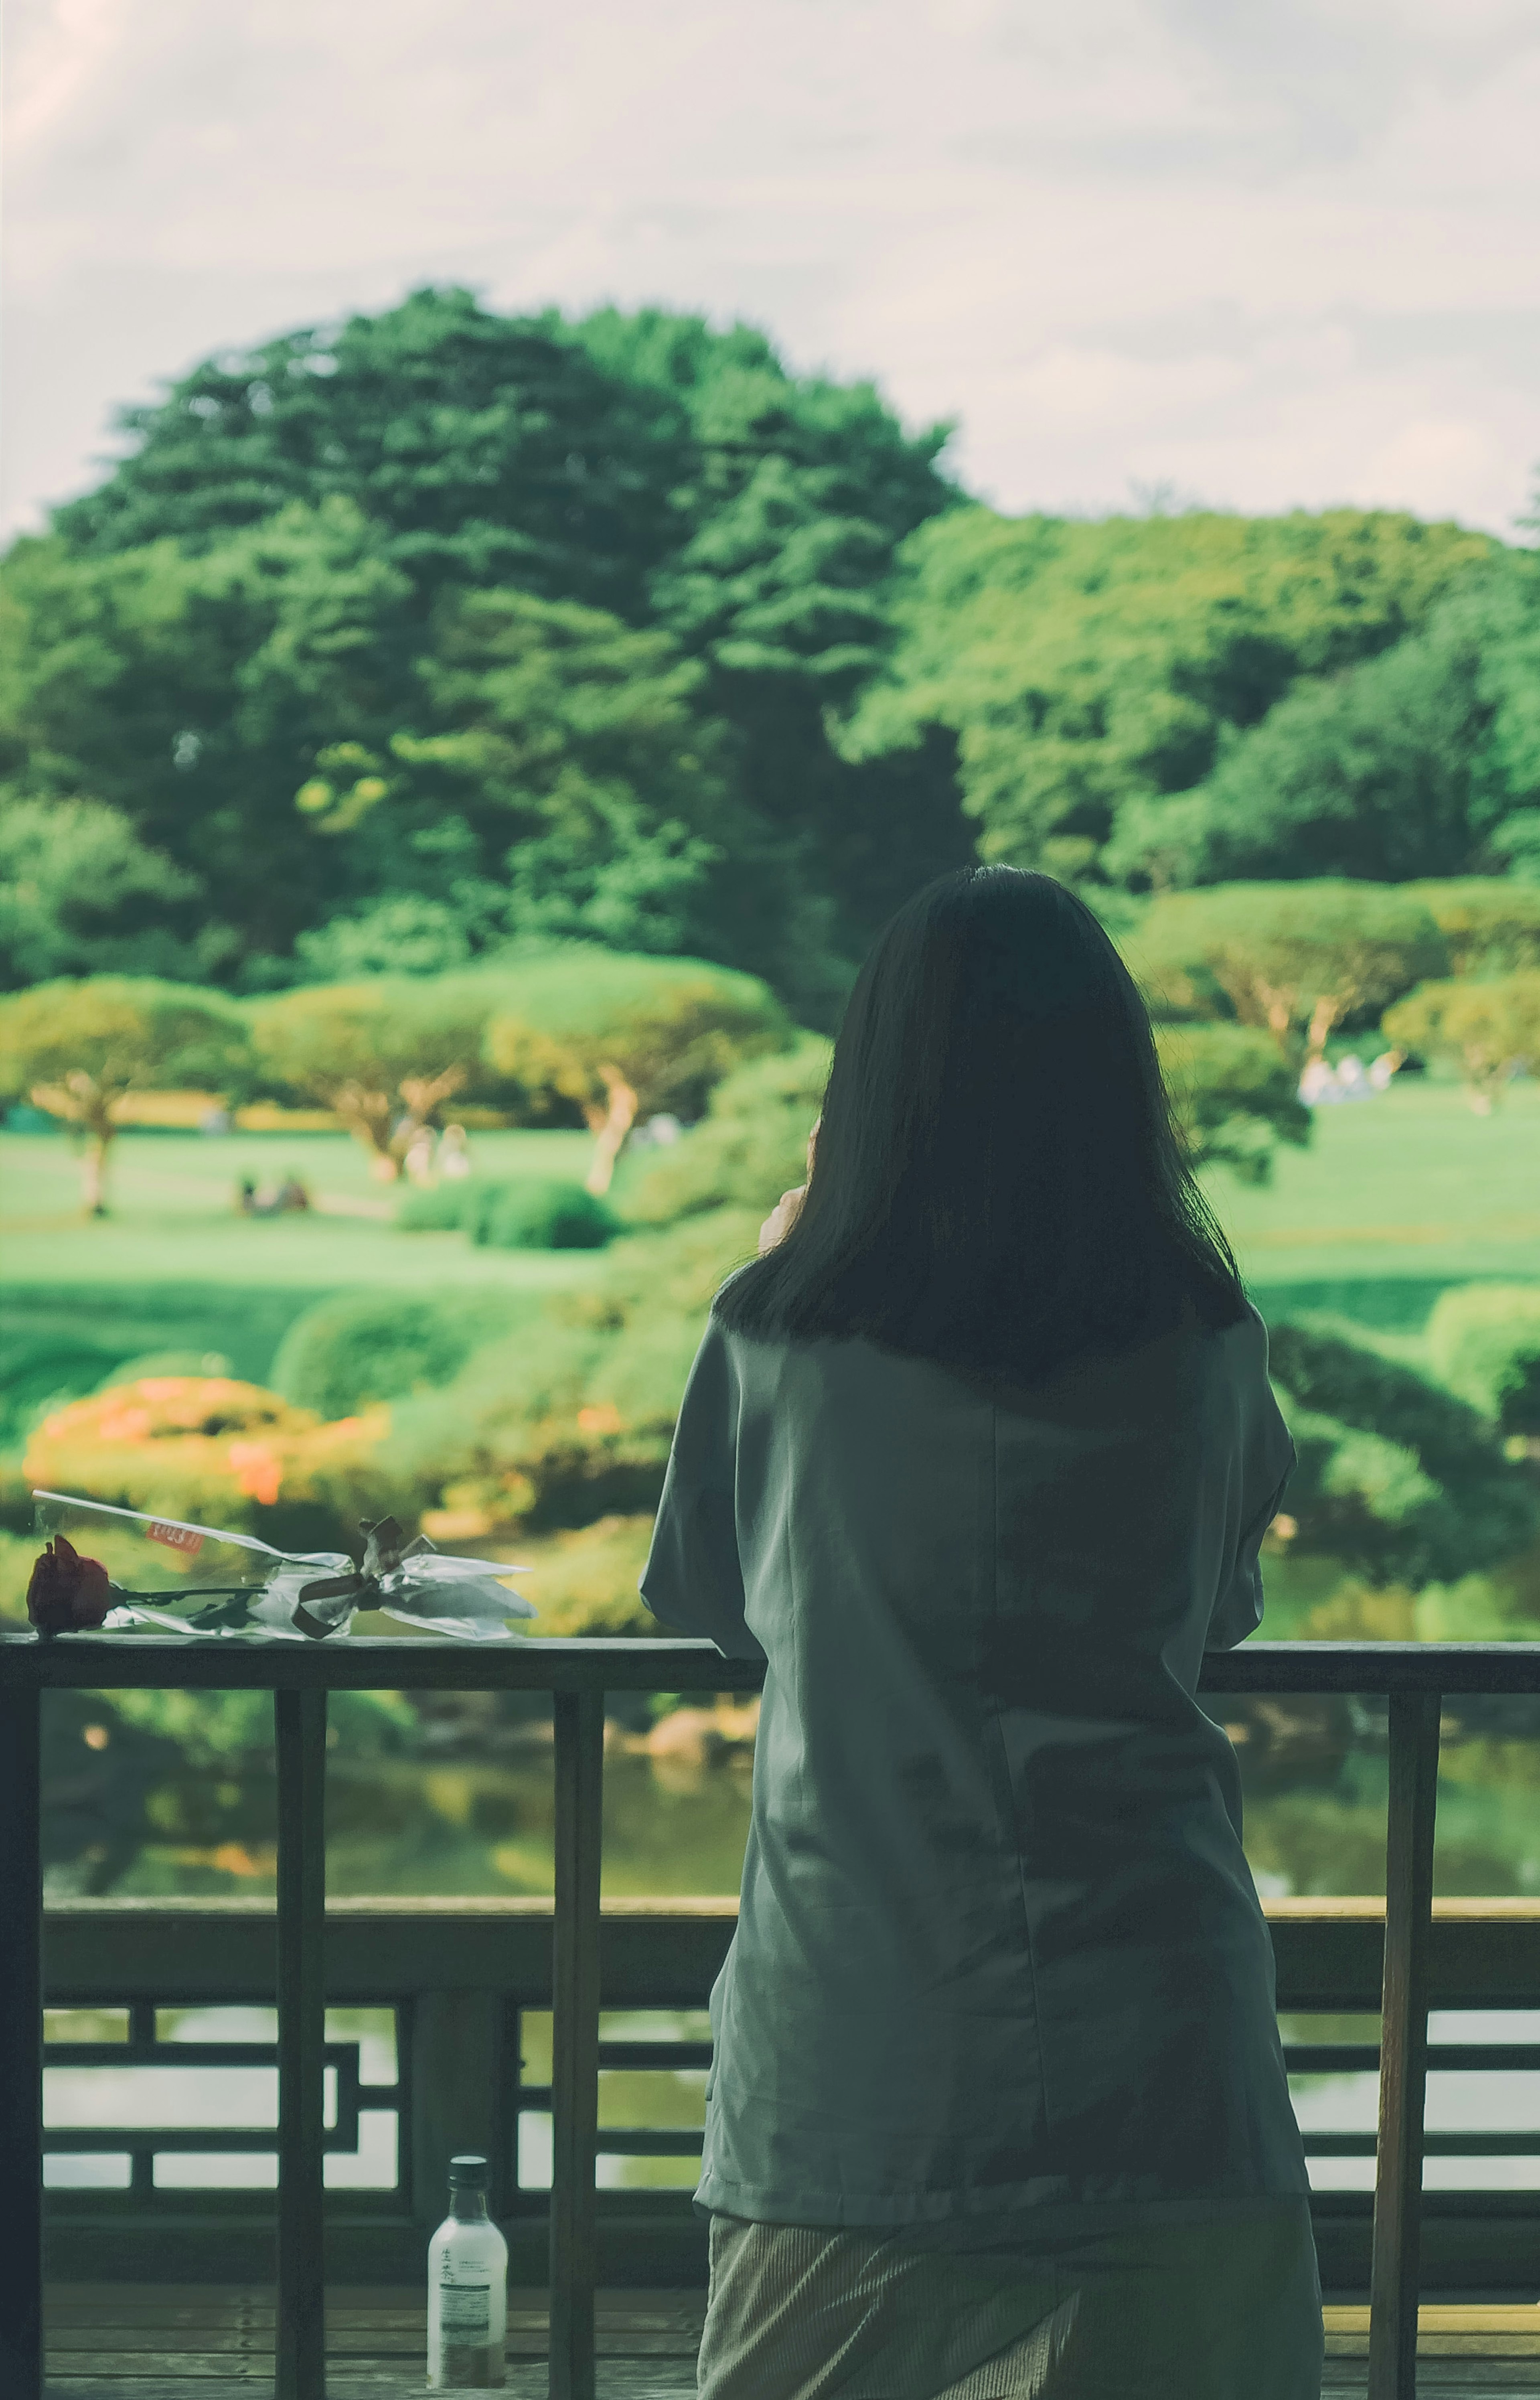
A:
<box><xmin>427</xmin><ymin>2153</ymin><xmax>508</xmax><ymax>2390</ymax></box>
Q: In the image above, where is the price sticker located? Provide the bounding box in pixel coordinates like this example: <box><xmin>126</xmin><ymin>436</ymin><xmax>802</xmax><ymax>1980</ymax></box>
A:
<box><xmin>146</xmin><ymin>1522</ymin><xmax>205</xmax><ymax>1558</ymax></box>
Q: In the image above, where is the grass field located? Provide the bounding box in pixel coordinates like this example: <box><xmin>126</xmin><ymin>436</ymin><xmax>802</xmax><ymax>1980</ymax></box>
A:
<box><xmin>1203</xmin><ymin>1074</ymin><xmax>1540</xmax><ymax>1327</ymax></box>
<box><xmin>0</xmin><ymin>1125</ymin><xmax>625</xmax><ymax>1394</ymax></box>
<box><xmin>2</xmin><ymin>1075</ymin><xmax>1538</xmax><ymax>1405</ymax></box>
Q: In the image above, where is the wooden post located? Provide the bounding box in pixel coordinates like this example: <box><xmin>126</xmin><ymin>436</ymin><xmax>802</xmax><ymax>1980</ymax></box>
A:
<box><xmin>0</xmin><ymin>1676</ymin><xmax>43</xmax><ymax>2400</ymax></box>
<box><xmin>410</xmin><ymin>1990</ymin><xmax>510</xmax><ymax>2228</ymax></box>
<box><xmin>1368</xmin><ymin>1687</ymin><xmax>1441</xmax><ymax>2400</ymax></box>
<box><xmin>275</xmin><ymin>1688</ymin><xmax>328</xmax><ymax>2400</ymax></box>
<box><xmin>548</xmin><ymin>1690</ymin><xmax>604</xmax><ymax>2400</ymax></box>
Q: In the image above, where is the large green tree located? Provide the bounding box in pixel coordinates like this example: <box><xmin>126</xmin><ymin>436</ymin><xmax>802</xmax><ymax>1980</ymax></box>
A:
<box><xmin>573</xmin><ymin>310</ymin><xmax>972</xmax><ymax>958</ymax></box>
<box><xmin>0</xmin><ymin>797</ymin><xmax>196</xmax><ymax>984</ymax></box>
<box><xmin>844</xmin><ymin>504</ymin><xmax>1499</xmax><ymax>889</ymax></box>
<box><xmin>48</xmin><ymin>287</ymin><xmax>692</xmax><ymax>618</ymax></box>
<box><xmin>1109</xmin><ymin>552</ymin><xmax>1540</xmax><ymax>889</ymax></box>
<box><xmin>0</xmin><ymin>500</ymin><xmax>419</xmax><ymax>974</ymax></box>
<box><xmin>3</xmin><ymin>292</ymin><xmax>969</xmax><ymax>1006</ymax></box>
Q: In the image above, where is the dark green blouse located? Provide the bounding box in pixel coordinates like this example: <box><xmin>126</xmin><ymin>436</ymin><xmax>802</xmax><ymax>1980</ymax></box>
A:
<box><xmin>640</xmin><ymin>1301</ymin><xmax>1309</xmax><ymax>2229</ymax></box>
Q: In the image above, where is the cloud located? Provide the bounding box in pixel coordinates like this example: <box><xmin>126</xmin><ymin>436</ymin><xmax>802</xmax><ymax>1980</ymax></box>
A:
<box><xmin>4</xmin><ymin>0</ymin><xmax>1537</xmax><ymax>536</ymax></box>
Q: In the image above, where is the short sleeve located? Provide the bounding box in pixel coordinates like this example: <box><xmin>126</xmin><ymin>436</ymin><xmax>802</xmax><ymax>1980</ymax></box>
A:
<box><xmin>1205</xmin><ymin>1314</ymin><xmax>1297</xmax><ymax>1654</ymax></box>
<box><xmin>639</xmin><ymin>1317</ymin><xmax>762</xmax><ymax>1658</ymax></box>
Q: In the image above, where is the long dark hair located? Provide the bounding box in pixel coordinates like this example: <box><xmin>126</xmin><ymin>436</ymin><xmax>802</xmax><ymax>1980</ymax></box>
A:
<box><xmin>712</xmin><ymin>866</ymin><xmax>1247</xmax><ymax>1385</ymax></box>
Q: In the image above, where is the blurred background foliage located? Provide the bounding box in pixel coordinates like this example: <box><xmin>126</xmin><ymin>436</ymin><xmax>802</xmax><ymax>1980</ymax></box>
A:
<box><xmin>2</xmin><ymin>288</ymin><xmax>1537</xmax><ymax>1028</ymax></box>
<box><xmin>4</xmin><ymin>288</ymin><xmax>1540</xmax><ymax>1896</ymax></box>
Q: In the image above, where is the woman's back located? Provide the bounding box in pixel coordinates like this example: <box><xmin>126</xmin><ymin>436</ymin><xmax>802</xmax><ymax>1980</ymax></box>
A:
<box><xmin>640</xmin><ymin>1302</ymin><xmax>1308</xmax><ymax>2228</ymax></box>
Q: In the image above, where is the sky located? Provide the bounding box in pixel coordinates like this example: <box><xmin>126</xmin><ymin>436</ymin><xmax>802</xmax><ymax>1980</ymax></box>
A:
<box><xmin>5</xmin><ymin>0</ymin><xmax>1540</xmax><ymax>543</ymax></box>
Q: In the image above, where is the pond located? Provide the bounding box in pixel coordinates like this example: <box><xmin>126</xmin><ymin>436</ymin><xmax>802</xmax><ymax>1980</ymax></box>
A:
<box><xmin>39</xmin><ymin>1685</ymin><xmax>1540</xmax><ymax>1905</ymax></box>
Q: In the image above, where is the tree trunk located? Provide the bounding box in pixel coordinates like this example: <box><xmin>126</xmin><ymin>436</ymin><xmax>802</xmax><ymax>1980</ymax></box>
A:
<box><xmin>34</xmin><ymin>1075</ymin><xmax>118</xmax><ymax>1216</ymax></box>
<box><xmin>582</xmin><ymin>1065</ymin><xmax>638</xmax><ymax>1197</ymax></box>
<box><xmin>81</xmin><ymin>1127</ymin><xmax>112</xmax><ymax>1218</ymax></box>
<box><xmin>1250</xmin><ymin>978</ymin><xmax>1297</xmax><ymax>1057</ymax></box>
<box><xmin>1303</xmin><ymin>994</ymin><xmax>1342</xmax><ymax>1066</ymax></box>
<box><xmin>330</xmin><ymin>1084</ymin><xmax>399</xmax><ymax>1180</ymax></box>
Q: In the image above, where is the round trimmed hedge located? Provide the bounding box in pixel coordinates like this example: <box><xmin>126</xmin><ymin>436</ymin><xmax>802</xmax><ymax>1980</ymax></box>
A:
<box><xmin>469</xmin><ymin>1179</ymin><xmax>619</xmax><ymax>1251</ymax></box>
<box><xmin>271</xmin><ymin>1291</ymin><xmax>521</xmax><ymax>1418</ymax></box>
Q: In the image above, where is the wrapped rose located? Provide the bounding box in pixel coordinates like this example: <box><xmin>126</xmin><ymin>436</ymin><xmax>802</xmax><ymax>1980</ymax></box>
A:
<box><xmin>28</xmin><ymin>1493</ymin><xmax>533</xmax><ymax>1642</ymax></box>
<box><xmin>27</xmin><ymin>1535</ymin><xmax>116</xmax><ymax>1635</ymax></box>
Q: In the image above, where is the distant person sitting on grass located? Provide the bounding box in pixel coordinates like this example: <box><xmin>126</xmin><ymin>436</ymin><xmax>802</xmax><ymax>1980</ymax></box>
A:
<box><xmin>642</xmin><ymin>865</ymin><xmax>1323</xmax><ymax>2400</ymax></box>
<box><xmin>235</xmin><ymin>1175</ymin><xmax>310</xmax><ymax>1217</ymax></box>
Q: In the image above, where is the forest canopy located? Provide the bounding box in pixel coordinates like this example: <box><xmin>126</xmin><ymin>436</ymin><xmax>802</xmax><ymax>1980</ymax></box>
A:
<box><xmin>2</xmin><ymin>285</ymin><xmax>1536</xmax><ymax>1022</ymax></box>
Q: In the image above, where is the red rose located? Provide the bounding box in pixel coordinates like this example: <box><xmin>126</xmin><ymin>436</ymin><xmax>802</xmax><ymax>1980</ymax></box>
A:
<box><xmin>26</xmin><ymin>1535</ymin><xmax>115</xmax><ymax>1634</ymax></box>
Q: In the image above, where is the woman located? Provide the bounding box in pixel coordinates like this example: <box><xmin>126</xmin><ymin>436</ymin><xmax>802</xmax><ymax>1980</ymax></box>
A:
<box><xmin>640</xmin><ymin>867</ymin><xmax>1323</xmax><ymax>2400</ymax></box>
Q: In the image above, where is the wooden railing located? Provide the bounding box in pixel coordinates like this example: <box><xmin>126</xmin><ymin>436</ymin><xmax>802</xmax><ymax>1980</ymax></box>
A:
<box><xmin>31</xmin><ymin>1890</ymin><xmax>1540</xmax><ymax>2296</ymax></box>
<box><xmin>2</xmin><ymin>1634</ymin><xmax>1539</xmax><ymax>2400</ymax></box>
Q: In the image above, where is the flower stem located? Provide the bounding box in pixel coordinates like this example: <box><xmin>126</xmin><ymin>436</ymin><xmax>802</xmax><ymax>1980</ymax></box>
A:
<box><xmin>115</xmin><ymin>1585</ymin><xmax>255</xmax><ymax>1601</ymax></box>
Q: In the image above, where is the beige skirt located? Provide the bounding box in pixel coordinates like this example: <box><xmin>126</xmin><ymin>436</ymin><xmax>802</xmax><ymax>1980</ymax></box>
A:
<box><xmin>695</xmin><ymin>2199</ymin><xmax>1323</xmax><ymax>2400</ymax></box>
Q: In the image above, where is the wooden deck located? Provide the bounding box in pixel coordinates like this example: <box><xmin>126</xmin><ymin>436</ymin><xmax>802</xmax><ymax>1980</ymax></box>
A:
<box><xmin>40</xmin><ymin>2287</ymin><xmax>1540</xmax><ymax>2396</ymax></box>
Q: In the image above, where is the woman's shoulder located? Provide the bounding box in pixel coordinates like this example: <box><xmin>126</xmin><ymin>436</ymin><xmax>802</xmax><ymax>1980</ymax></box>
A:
<box><xmin>1222</xmin><ymin>1294</ymin><xmax>1273</xmax><ymax>1358</ymax></box>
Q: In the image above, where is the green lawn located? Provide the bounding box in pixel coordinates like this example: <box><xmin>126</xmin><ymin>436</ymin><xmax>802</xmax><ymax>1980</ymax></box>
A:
<box><xmin>1200</xmin><ymin>1075</ymin><xmax>1540</xmax><ymax>1328</ymax></box>
<box><xmin>0</xmin><ymin>1125</ymin><xmax>627</xmax><ymax>1399</ymax></box>
<box><xmin>2</xmin><ymin>1078</ymin><xmax>1538</xmax><ymax>1412</ymax></box>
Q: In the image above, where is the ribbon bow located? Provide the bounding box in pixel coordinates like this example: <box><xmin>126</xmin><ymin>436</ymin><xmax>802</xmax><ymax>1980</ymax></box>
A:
<box><xmin>289</xmin><ymin>1516</ymin><xmax>534</xmax><ymax>1641</ymax></box>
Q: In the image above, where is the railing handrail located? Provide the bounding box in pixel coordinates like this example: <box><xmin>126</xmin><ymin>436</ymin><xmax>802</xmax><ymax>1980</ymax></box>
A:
<box><xmin>4</xmin><ymin>1631</ymin><xmax>1540</xmax><ymax>1690</ymax></box>
<box><xmin>5</xmin><ymin>1632</ymin><xmax>1539</xmax><ymax>2400</ymax></box>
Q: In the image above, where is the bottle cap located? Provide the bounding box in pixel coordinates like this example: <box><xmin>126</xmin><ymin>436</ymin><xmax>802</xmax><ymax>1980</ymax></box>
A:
<box><xmin>448</xmin><ymin>2154</ymin><xmax>488</xmax><ymax>2185</ymax></box>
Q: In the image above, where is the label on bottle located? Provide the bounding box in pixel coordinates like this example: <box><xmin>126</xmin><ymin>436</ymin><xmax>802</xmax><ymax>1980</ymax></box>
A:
<box><xmin>440</xmin><ymin>2283</ymin><xmax>492</xmax><ymax>2338</ymax></box>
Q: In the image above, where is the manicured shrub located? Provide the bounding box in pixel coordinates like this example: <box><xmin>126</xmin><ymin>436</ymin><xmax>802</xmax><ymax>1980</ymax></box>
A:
<box><xmin>0</xmin><ymin>1336</ymin><xmax>138</xmax><ymax>1447</ymax></box>
<box><xmin>24</xmin><ymin>1375</ymin><xmax>395</xmax><ymax>1550</ymax></box>
<box><xmin>1125</xmin><ymin>882</ymin><xmax>1448</xmax><ymax>1060</ymax></box>
<box><xmin>0</xmin><ymin>977</ymin><xmax>251</xmax><ymax>1214</ymax></box>
<box><xmin>94</xmin><ymin>1351</ymin><xmax>231</xmax><ymax>1388</ymax></box>
<box><xmin>470</xmin><ymin>1179</ymin><xmax>620</xmax><ymax>1251</ymax></box>
<box><xmin>516</xmin><ymin>1514</ymin><xmax>659</xmax><ymax>1639</ymax></box>
<box><xmin>383</xmin><ymin>1207</ymin><xmax>762</xmax><ymax>1536</ymax></box>
<box><xmin>1426</xmin><ymin>1284</ymin><xmax>1540</xmax><ymax>1437</ymax></box>
<box><xmin>1153</xmin><ymin>1022</ymin><xmax>1310</xmax><ymax>1183</ymax></box>
<box><xmin>483</xmin><ymin>962</ymin><xmax>795</xmax><ymax>1196</ymax></box>
<box><xmin>1403</xmin><ymin>882</ymin><xmax>1540</xmax><ymax>977</ymax></box>
<box><xmin>393</xmin><ymin>1182</ymin><xmax>476</xmax><ymax>1232</ymax></box>
<box><xmin>395</xmin><ymin>1176</ymin><xmax>619</xmax><ymax>1248</ymax></box>
<box><xmin>626</xmin><ymin>1035</ymin><xmax>831</xmax><ymax>1223</ymax></box>
<box><xmin>1266</xmin><ymin>1319</ymin><xmax>1538</xmax><ymax>1583</ymax></box>
<box><xmin>1382</xmin><ymin>972</ymin><xmax>1540</xmax><ymax>1110</ymax></box>
<box><xmin>271</xmin><ymin>1291</ymin><xmax>532</xmax><ymax>1418</ymax></box>
<box><xmin>247</xmin><ymin>980</ymin><xmax>498</xmax><ymax>1182</ymax></box>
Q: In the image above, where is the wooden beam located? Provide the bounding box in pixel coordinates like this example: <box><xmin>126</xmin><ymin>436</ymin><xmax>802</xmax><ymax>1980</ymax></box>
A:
<box><xmin>6</xmin><ymin>1631</ymin><xmax>1540</xmax><ymax>1696</ymax></box>
<box><xmin>0</xmin><ymin>1633</ymin><xmax>769</xmax><ymax>1694</ymax></box>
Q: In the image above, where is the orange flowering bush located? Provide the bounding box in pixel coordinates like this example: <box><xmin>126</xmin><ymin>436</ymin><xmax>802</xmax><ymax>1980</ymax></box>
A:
<box><xmin>24</xmin><ymin>1375</ymin><xmax>396</xmax><ymax>1548</ymax></box>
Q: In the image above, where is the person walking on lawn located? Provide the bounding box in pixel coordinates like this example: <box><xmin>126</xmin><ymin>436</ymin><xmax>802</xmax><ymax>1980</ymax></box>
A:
<box><xmin>642</xmin><ymin>865</ymin><xmax>1322</xmax><ymax>2400</ymax></box>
